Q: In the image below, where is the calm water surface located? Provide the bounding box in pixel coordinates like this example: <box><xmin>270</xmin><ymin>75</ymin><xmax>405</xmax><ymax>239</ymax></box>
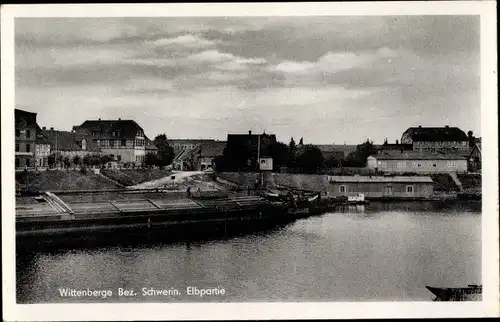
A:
<box><xmin>16</xmin><ymin>202</ymin><xmax>481</xmax><ymax>303</ymax></box>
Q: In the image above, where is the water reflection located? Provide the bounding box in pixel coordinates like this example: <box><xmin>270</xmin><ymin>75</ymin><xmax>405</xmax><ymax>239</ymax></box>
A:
<box><xmin>16</xmin><ymin>202</ymin><xmax>481</xmax><ymax>303</ymax></box>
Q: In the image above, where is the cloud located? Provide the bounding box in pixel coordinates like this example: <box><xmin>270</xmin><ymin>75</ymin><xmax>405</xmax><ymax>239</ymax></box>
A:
<box><xmin>148</xmin><ymin>34</ymin><xmax>219</xmax><ymax>48</ymax></box>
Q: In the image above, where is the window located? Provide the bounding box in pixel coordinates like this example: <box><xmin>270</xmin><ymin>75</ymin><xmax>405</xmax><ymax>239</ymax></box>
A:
<box><xmin>92</xmin><ymin>131</ymin><xmax>99</xmax><ymax>136</ymax></box>
<box><xmin>110</xmin><ymin>140</ymin><xmax>115</xmax><ymax>147</ymax></box>
<box><xmin>117</xmin><ymin>155</ymin><xmax>121</xmax><ymax>162</ymax></box>
<box><xmin>15</xmin><ymin>144</ymin><xmax>19</xmax><ymax>152</ymax></box>
<box><xmin>15</xmin><ymin>129</ymin><xmax>20</xmax><ymax>137</ymax></box>
<box><xmin>339</xmin><ymin>185</ymin><xmax>346</xmax><ymax>193</ymax></box>
<box><xmin>406</xmin><ymin>185</ymin><xmax>414</xmax><ymax>193</ymax></box>
<box><xmin>96</xmin><ymin>140</ymin><xmax>100</xmax><ymax>146</ymax></box>
<box><xmin>121</xmin><ymin>140</ymin><xmax>126</xmax><ymax>146</ymax></box>
<box><xmin>26</xmin><ymin>130</ymin><xmax>31</xmax><ymax>138</ymax></box>
<box><xmin>26</xmin><ymin>158</ymin><xmax>30</xmax><ymax>167</ymax></box>
<box><xmin>433</xmin><ymin>163</ymin><xmax>437</xmax><ymax>167</ymax></box>
<box><xmin>15</xmin><ymin>158</ymin><xmax>19</xmax><ymax>167</ymax></box>
<box><xmin>26</xmin><ymin>144</ymin><xmax>31</xmax><ymax>153</ymax></box>
<box><xmin>397</xmin><ymin>161</ymin><xmax>407</xmax><ymax>168</ymax></box>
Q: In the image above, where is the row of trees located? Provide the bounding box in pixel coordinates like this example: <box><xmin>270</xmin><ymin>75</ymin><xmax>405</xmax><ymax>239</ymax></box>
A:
<box><xmin>217</xmin><ymin>137</ymin><xmax>377</xmax><ymax>174</ymax></box>
<box><xmin>45</xmin><ymin>133</ymin><xmax>176</xmax><ymax>169</ymax></box>
<box><xmin>47</xmin><ymin>153</ymin><xmax>115</xmax><ymax>168</ymax></box>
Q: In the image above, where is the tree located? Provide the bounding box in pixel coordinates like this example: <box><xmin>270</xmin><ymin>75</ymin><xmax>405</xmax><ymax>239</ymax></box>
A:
<box><xmin>144</xmin><ymin>152</ymin><xmax>159</xmax><ymax>168</ymax></box>
<box><xmin>154</xmin><ymin>134</ymin><xmax>174</xmax><ymax>167</ymax></box>
<box><xmin>345</xmin><ymin>139</ymin><xmax>377</xmax><ymax>167</ymax></box>
<box><xmin>63</xmin><ymin>156</ymin><xmax>71</xmax><ymax>168</ymax></box>
<box><xmin>296</xmin><ymin>144</ymin><xmax>324</xmax><ymax>174</ymax></box>
<box><xmin>323</xmin><ymin>154</ymin><xmax>342</xmax><ymax>169</ymax></box>
<box><xmin>267</xmin><ymin>141</ymin><xmax>291</xmax><ymax>171</ymax></box>
<box><xmin>48</xmin><ymin>154</ymin><xmax>56</xmax><ymax>168</ymax></box>
<box><xmin>72</xmin><ymin>155</ymin><xmax>81</xmax><ymax>167</ymax></box>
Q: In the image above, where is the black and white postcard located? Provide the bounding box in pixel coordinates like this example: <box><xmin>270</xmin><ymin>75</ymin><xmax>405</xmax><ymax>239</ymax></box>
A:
<box><xmin>1</xmin><ymin>2</ymin><xmax>498</xmax><ymax>321</ymax></box>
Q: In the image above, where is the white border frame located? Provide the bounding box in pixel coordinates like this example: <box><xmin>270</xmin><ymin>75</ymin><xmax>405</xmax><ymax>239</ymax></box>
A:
<box><xmin>2</xmin><ymin>2</ymin><xmax>498</xmax><ymax>320</ymax></box>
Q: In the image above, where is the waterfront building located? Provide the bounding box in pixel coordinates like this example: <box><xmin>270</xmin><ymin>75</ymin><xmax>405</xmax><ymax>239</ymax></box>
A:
<box><xmin>367</xmin><ymin>151</ymin><xmax>468</xmax><ymax>173</ymax></box>
<box><xmin>401</xmin><ymin>125</ymin><xmax>469</xmax><ymax>152</ymax></box>
<box><xmin>325</xmin><ymin>175</ymin><xmax>434</xmax><ymax>199</ymax></box>
<box><xmin>73</xmin><ymin>119</ymin><xmax>147</xmax><ymax>166</ymax></box>
<box><xmin>15</xmin><ymin>109</ymin><xmax>38</xmax><ymax>170</ymax></box>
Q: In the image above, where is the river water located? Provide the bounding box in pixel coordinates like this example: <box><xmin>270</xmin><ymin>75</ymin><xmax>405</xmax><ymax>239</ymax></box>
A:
<box><xmin>16</xmin><ymin>201</ymin><xmax>481</xmax><ymax>303</ymax></box>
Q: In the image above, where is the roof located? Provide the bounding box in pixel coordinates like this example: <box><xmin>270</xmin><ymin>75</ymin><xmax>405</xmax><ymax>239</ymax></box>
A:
<box><xmin>402</xmin><ymin>126</ymin><xmax>468</xmax><ymax>142</ymax></box>
<box><xmin>15</xmin><ymin>108</ymin><xmax>38</xmax><ymax>126</ymax></box>
<box><xmin>200</xmin><ymin>141</ymin><xmax>226</xmax><ymax>157</ymax></box>
<box><xmin>145</xmin><ymin>136</ymin><xmax>158</xmax><ymax>151</ymax></box>
<box><xmin>371</xmin><ymin>151</ymin><xmax>467</xmax><ymax>160</ymax></box>
<box><xmin>315</xmin><ymin>144</ymin><xmax>358</xmax><ymax>153</ymax></box>
<box><xmin>41</xmin><ymin>129</ymin><xmax>100</xmax><ymax>152</ymax></box>
<box><xmin>375</xmin><ymin>143</ymin><xmax>413</xmax><ymax>151</ymax></box>
<box><xmin>73</xmin><ymin>119</ymin><xmax>144</xmax><ymax>139</ymax></box>
<box><xmin>168</xmin><ymin>139</ymin><xmax>216</xmax><ymax>145</ymax></box>
<box><xmin>326</xmin><ymin>175</ymin><xmax>434</xmax><ymax>183</ymax></box>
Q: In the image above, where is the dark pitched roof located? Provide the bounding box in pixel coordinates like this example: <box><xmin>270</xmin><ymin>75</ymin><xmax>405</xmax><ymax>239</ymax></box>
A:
<box><xmin>371</xmin><ymin>150</ymin><xmax>467</xmax><ymax>160</ymax></box>
<box><xmin>375</xmin><ymin>143</ymin><xmax>413</xmax><ymax>151</ymax></box>
<box><xmin>73</xmin><ymin>120</ymin><xmax>144</xmax><ymax>139</ymax></box>
<box><xmin>402</xmin><ymin>126</ymin><xmax>468</xmax><ymax>142</ymax></box>
<box><xmin>200</xmin><ymin>141</ymin><xmax>226</xmax><ymax>157</ymax></box>
<box><xmin>41</xmin><ymin>129</ymin><xmax>100</xmax><ymax>152</ymax></box>
<box><xmin>15</xmin><ymin>108</ymin><xmax>38</xmax><ymax>126</ymax></box>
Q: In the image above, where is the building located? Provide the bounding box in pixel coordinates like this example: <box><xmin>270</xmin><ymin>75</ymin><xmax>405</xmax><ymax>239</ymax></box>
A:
<box><xmin>145</xmin><ymin>137</ymin><xmax>158</xmax><ymax>154</ymax></box>
<box><xmin>225</xmin><ymin>131</ymin><xmax>277</xmax><ymax>171</ymax></box>
<box><xmin>15</xmin><ymin>109</ymin><xmax>38</xmax><ymax>170</ymax></box>
<box><xmin>325</xmin><ymin>175</ymin><xmax>434</xmax><ymax>199</ymax></box>
<box><xmin>401</xmin><ymin>125</ymin><xmax>469</xmax><ymax>152</ymax></box>
<box><xmin>40</xmin><ymin>127</ymin><xmax>100</xmax><ymax>161</ymax></box>
<box><xmin>315</xmin><ymin>144</ymin><xmax>358</xmax><ymax>161</ymax></box>
<box><xmin>170</xmin><ymin>141</ymin><xmax>226</xmax><ymax>171</ymax></box>
<box><xmin>367</xmin><ymin>151</ymin><xmax>468</xmax><ymax>173</ymax></box>
<box><xmin>168</xmin><ymin>139</ymin><xmax>216</xmax><ymax>155</ymax></box>
<box><xmin>468</xmin><ymin>143</ymin><xmax>481</xmax><ymax>173</ymax></box>
<box><xmin>35</xmin><ymin>132</ymin><xmax>51</xmax><ymax>168</ymax></box>
<box><xmin>73</xmin><ymin>119</ymin><xmax>147</xmax><ymax>166</ymax></box>
<box><xmin>198</xmin><ymin>141</ymin><xmax>226</xmax><ymax>171</ymax></box>
<box><xmin>375</xmin><ymin>143</ymin><xmax>413</xmax><ymax>152</ymax></box>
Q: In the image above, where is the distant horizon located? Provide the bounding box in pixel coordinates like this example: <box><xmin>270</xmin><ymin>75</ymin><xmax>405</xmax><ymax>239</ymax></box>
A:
<box><xmin>15</xmin><ymin>16</ymin><xmax>480</xmax><ymax>145</ymax></box>
<box><xmin>22</xmin><ymin>105</ymin><xmax>478</xmax><ymax>146</ymax></box>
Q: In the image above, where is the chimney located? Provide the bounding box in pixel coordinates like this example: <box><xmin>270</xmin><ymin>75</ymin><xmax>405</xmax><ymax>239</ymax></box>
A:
<box><xmin>418</xmin><ymin>125</ymin><xmax>422</xmax><ymax>128</ymax></box>
<box><xmin>98</xmin><ymin>118</ymin><xmax>101</xmax><ymax>121</ymax></box>
<box><xmin>445</xmin><ymin>125</ymin><xmax>449</xmax><ymax>128</ymax></box>
<box><xmin>118</xmin><ymin>118</ymin><xmax>121</xmax><ymax>121</ymax></box>
<box><xmin>248</xmin><ymin>130</ymin><xmax>252</xmax><ymax>135</ymax></box>
<box><xmin>50</xmin><ymin>127</ymin><xmax>54</xmax><ymax>131</ymax></box>
<box><xmin>396</xmin><ymin>139</ymin><xmax>399</xmax><ymax>144</ymax></box>
<box><xmin>42</xmin><ymin>126</ymin><xmax>46</xmax><ymax>130</ymax></box>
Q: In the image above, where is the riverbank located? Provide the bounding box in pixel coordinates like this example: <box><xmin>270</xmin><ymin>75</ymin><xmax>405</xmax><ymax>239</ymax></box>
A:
<box><xmin>217</xmin><ymin>172</ymin><xmax>482</xmax><ymax>201</ymax></box>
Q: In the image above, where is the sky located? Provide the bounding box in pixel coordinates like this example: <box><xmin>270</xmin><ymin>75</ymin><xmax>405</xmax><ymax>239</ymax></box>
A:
<box><xmin>15</xmin><ymin>16</ymin><xmax>480</xmax><ymax>144</ymax></box>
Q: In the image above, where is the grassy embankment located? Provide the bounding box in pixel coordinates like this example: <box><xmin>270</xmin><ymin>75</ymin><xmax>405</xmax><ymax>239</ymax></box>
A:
<box><xmin>101</xmin><ymin>168</ymin><xmax>173</xmax><ymax>187</ymax></box>
<box><xmin>15</xmin><ymin>170</ymin><xmax>122</xmax><ymax>192</ymax></box>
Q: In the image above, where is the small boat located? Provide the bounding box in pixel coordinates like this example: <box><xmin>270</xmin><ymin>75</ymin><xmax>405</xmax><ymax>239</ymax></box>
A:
<box><xmin>426</xmin><ymin>285</ymin><xmax>482</xmax><ymax>301</ymax></box>
<box><xmin>347</xmin><ymin>193</ymin><xmax>367</xmax><ymax>204</ymax></box>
